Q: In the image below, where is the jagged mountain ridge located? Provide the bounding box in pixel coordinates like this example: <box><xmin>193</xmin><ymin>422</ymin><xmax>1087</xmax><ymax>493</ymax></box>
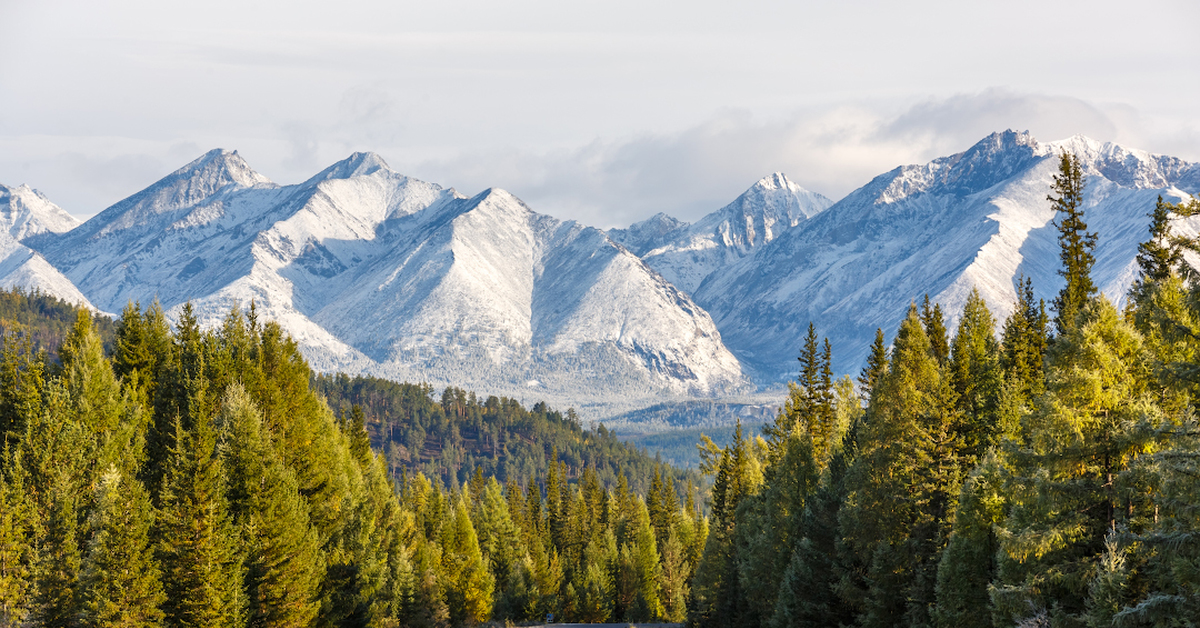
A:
<box><xmin>0</xmin><ymin>184</ymin><xmax>94</xmax><ymax>307</ymax></box>
<box><xmin>691</xmin><ymin>130</ymin><xmax>1200</xmax><ymax>379</ymax></box>
<box><xmin>3</xmin><ymin>131</ymin><xmax>1198</xmax><ymax>419</ymax></box>
<box><xmin>608</xmin><ymin>173</ymin><xmax>832</xmax><ymax>294</ymax></box>
<box><xmin>22</xmin><ymin>150</ymin><xmax>750</xmax><ymax>411</ymax></box>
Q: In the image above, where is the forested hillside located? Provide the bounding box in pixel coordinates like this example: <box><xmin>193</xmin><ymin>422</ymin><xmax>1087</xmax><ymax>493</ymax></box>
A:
<box><xmin>0</xmin><ymin>299</ymin><xmax>706</xmax><ymax>625</ymax></box>
<box><xmin>0</xmin><ymin>287</ymin><xmax>115</xmax><ymax>356</ymax></box>
<box><xmin>692</xmin><ymin>155</ymin><xmax>1200</xmax><ymax>627</ymax></box>
<box><xmin>313</xmin><ymin>373</ymin><xmax>705</xmax><ymax>498</ymax></box>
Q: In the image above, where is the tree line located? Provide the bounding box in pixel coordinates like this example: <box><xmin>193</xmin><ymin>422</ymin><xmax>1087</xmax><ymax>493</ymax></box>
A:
<box><xmin>690</xmin><ymin>153</ymin><xmax>1200</xmax><ymax>627</ymax></box>
<box><xmin>311</xmin><ymin>373</ymin><xmax>705</xmax><ymax>500</ymax></box>
<box><xmin>0</xmin><ymin>297</ymin><xmax>707</xmax><ymax>626</ymax></box>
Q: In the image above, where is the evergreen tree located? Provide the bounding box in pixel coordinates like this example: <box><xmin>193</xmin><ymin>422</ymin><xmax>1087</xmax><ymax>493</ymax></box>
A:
<box><xmin>157</xmin><ymin>400</ymin><xmax>246</xmax><ymax>627</ymax></box>
<box><xmin>1002</xmin><ymin>275</ymin><xmax>1049</xmax><ymax>406</ymax></box>
<box><xmin>949</xmin><ymin>288</ymin><xmax>1002</xmax><ymax>463</ymax></box>
<box><xmin>921</xmin><ymin>295</ymin><xmax>950</xmax><ymax>365</ymax></box>
<box><xmin>0</xmin><ymin>468</ymin><xmax>34</xmax><ymax>626</ymax></box>
<box><xmin>992</xmin><ymin>297</ymin><xmax>1161</xmax><ymax>625</ymax></box>
<box><xmin>217</xmin><ymin>384</ymin><xmax>321</xmax><ymax>628</ymax></box>
<box><xmin>858</xmin><ymin>328</ymin><xmax>889</xmax><ymax>403</ymax></box>
<box><xmin>839</xmin><ymin>306</ymin><xmax>962</xmax><ymax>628</ymax></box>
<box><xmin>441</xmin><ymin>495</ymin><xmax>494</xmax><ymax>624</ymax></box>
<box><xmin>932</xmin><ymin>452</ymin><xmax>1007</xmax><ymax>628</ymax></box>
<box><xmin>1049</xmin><ymin>151</ymin><xmax>1097</xmax><ymax>334</ymax></box>
<box><xmin>76</xmin><ymin>467</ymin><xmax>166</xmax><ymax>627</ymax></box>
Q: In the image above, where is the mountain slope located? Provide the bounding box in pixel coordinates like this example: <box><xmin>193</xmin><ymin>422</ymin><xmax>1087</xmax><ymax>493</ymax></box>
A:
<box><xmin>694</xmin><ymin>131</ymin><xmax>1200</xmax><ymax>379</ymax></box>
<box><xmin>24</xmin><ymin>151</ymin><xmax>749</xmax><ymax>410</ymax></box>
<box><xmin>609</xmin><ymin>173</ymin><xmax>832</xmax><ymax>294</ymax></box>
<box><xmin>0</xmin><ymin>184</ymin><xmax>96</xmax><ymax>308</ymax></box>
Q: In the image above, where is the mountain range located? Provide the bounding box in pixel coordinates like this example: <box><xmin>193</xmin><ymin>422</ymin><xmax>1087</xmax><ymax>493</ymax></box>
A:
<box><xmin>2</xmin><ymin>130</ymin><xmax>1198</xmax><ymax>418</ymax></box>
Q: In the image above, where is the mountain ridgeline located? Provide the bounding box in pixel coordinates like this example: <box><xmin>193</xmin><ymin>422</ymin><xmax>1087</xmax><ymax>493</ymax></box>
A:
<box><xmin>0</xmin><ymin>296</ymin><xmax>707</xmax><ymax>626</ymax></box>
<box><xmin>688</xmin><ymin>162</ymin><xmax>1200</xmax><ymax>627</ymax></box>
<box><xmin>6</xmin><ymin>130</ymin><xmax>1198</xmax><ymax>419</ymax></box>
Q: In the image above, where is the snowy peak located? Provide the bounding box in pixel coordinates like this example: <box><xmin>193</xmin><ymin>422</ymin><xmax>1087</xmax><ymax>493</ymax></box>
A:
<box><xmin>75</xmin><ymin>149</ymin><xmax>274</xmax><ymax>239</ymax></box>
<box><xmin>1043</xmin><ymin>135</ymin><xmax>1200</xmax><ymax>191</ymax></box>
<box><xmin>698</xmin><ymin>172</ymin><xmax>832</xmax><ymax>244</ymax></box>
<box><xmin>616</xmin><ymin>172</ymin><xmax>833</xmax><ymax>294</ymax></box>
<box><xmin>0</xmin><ymin>183</ymin><xmax>80</xmax><ymax>240</ymax></box>
<box><xmin>306</xmin><ymin>151</ymin><xmax>394</xmax><ymax>184</ymax></box>
<box><xmin>875</xmin><ymin>130</ymin><xmax>1041</xmax><ymax>203</ymax></box>
<box><xmin>171</xmin><ymin>148</ymin><xmax>272</xmax><ymax>192</ymax></box>
<box><xmin>607</xmin><ymin>212</ymin><xmax>688</xmax><ymax>256</ymax></box>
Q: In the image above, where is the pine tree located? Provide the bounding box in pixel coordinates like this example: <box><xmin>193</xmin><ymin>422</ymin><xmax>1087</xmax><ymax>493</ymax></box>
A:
<box><xmin>1049</xmin><ymin>151</ymin><xmax>1097</xmax><ymax>334</ymax></box>
<box><xmin>859</xmin><ymin>330</ymin><xmax>890</xmax><ymax>418</ymax></box>
<box><xmin>157</xmin><ymin>401</ymin><xmax>246</xmax><ymax>627</ymax></box>
<box><xmin>1001</xmin><ymin>275</ymin><xmax>1049</xmax><ymax>406</ymax></box>
<box><xmin>76</xmin><ymin>467</ymin><xmax>165</xmax><ymax>627</ymax></box>
<box><xmin>442</xmin><ymin>495</ymin><xmax>494</xmax><ymax>624</ymax></box>
<box><xmin>949</xmin><ymin>288</ymin><xmax>1002</xmax><ymax>463</ymax></box>
<box><xmin>0</xmin><ymin>468</ymin><xmax>34</xmax><ymax>626</ymax></box>
<box><xmin>839</xmin><ymin>305</ymin><xmax>962</xmax><ymax>628</ymax></box>
<box><xmin>217</xmin><ymin>384</ymin><xmax>321</xmax><ymax>628</ymax></box>
<box><xmin>921</xmin><ymin>295</ymin><xmax>950</xmax><ymax>365</ymax></box>
<box><xmin>932</xmin><ymin>452</ymin><xmax>1007</xmax><ymax>628</ymax></box>
<box><xmin>992</xmin><ymin>297</ymin><xmax>1161</xmax><ymax>625</ymax></box>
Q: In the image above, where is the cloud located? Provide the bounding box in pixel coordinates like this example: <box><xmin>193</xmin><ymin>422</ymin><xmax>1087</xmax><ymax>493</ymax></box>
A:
<box><xmin>405</xmin><ymin>89</ymin><xmax>1164</xmax><ymax>228</ymax></box>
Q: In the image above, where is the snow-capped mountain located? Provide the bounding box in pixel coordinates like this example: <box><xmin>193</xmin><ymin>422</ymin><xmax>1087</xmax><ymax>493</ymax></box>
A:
<box><xmin>0</xmin><ymin>184</ymin><xmax>95</xmax><ymax>307</ymax></box>
<box><xmin>25</xmin><ymin>150</ymin><xmax>749</xmax><ymax>410</ymax></box>
<box><xmin>691</xmin><ymin>131</ymin><xmax>1200</xmax><ymax>379</ymax></box>
<box><xmin>6</xmin><ymin>130</ymin><xmax>1199</xmax><ymax>417</ymax></box>
<box><xmin>608</xmin><ymin>173</ymin><xmax>832</xmax><ymax>294</ymax></box>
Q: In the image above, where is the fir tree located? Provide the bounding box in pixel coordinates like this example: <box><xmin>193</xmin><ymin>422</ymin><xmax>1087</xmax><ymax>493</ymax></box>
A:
<box><xmin>992</xmin><ymin>297</ymin><xmax>1161</xmax><ymax>625</ymax></box>
<box><xmin>1001</xmin><ymin>275</ymin><xmax>1049</xmax><ymax>406</ymax></box>
<box><xmin>157</xmin><ymin>403</ymin><xmax>246</xmax><ymax>627</ymax></box>
<box><xmin>1049</xmin><ymin>151</ymin><xmax>1097</xmax><ymax>334</ymax></box>
<box><xmin>0</xmin><ymin>468</ymin><xmax>34</xmax><ymax>626</ymax></box>
<box><xmin>858</xmin><ymin>327</ymin><xmax>889</xmax><ymax>403</ymax></box>
<box><xmin>949</xmin><ymin>288</ymin><xmax>1002</xmax><ymax>463</ymax></box>
<box><xmin>840</xmin><ymin>306</ymin><xmax>962</xmax><ymax>628</ymax></box>
<box><xmin>76</xmin><ymin>467</ymin><xmax>166</xmax><ymax>627</ymax></box>
<box><xmin>217</xmin><ymin>385</ymin><xmax>321</xmax><ymax>628</ymax></box>
<box><xmin>921</xmin><ymin>295</ymin><xmax>950</xmax><ymax>365</ymax></box>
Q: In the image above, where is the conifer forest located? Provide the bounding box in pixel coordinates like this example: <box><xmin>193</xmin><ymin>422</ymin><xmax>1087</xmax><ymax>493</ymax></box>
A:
<box><xmin>2</xmin><ymin>152</ymin><xmax>1200</xmax><ymax>627</ymax></box>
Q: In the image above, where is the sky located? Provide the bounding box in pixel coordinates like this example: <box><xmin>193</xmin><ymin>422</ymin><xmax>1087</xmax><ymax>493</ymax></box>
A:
<box><xmin>1</xmin><ymin>0</ymin><xmax>1198</xmax><ymax>227</ymax></box>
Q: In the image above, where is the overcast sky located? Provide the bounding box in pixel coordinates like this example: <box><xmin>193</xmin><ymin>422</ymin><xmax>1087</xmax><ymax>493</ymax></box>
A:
<box><xmin>2</xmin><ymin>0</ymin><xmax>1198</xmax><ymax>226</ymax></box>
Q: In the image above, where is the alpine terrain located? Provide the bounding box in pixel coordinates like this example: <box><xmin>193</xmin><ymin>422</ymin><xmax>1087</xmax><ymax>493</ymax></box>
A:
<box><xmin>16</xmin><ymin>150</ymin><xmax>749</xmax><ymax>415</ymax></box>
<box><xmin>1</xmin><ymin>130</ymin><xmax>1198</xmax><ymax>418</ymax></box>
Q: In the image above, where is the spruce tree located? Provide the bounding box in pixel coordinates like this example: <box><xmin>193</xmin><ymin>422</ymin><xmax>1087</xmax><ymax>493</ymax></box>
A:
<box><xmin>949</xmin><ymin>288</ymin><xmax>1002</xmax><ymax>463</ymax></box>
<box><xmin>1001</xmin><ymin>275</ymin><xmax>1049</xmax><ymax>406</ymax></box>
<box><xmin>921</xmin><ymin>295</ymin><xmax>950</xmax><ymax>365</ymax></box>
<box><xmin>1049</xmin><ymin>151</ymin><xmax>1097</xmax><ymax>334</ymax></box>
<box><xmin>858</xmin><ymin>328</ymin><xmax>888</xmax><ymax>403</ymax></box>
<box><xmin>992</xmin><ymin>297</ymin><xmax>1161</xmax><ymax>625</ymax></box>
<box><xmin>217</xmin><ymin>385</ymin><xmax>321</xmax><ymax>628</ymax></box>
<box><xmin>157</xmin><ymin>401</ymin><xmax>246</xmax><ymax>627</ymax></box>
<box><xmin>441</xmin><ymin>495</ymin><xmax>494</xmax><ymax>624</ymax></box>
<box><xmin>0</xmin><ymin>468</ymin><xmax>34</xmax><ymax>626</ymax></box>
<box><xmin>76</xmin><ymin>468</ymin><xmax>165</xmax><ymax>627</ymax></box>
<box><xmin>839</xmin><ymin>306</ymin><xmax>962</xmax><ymax>628</ymax></box>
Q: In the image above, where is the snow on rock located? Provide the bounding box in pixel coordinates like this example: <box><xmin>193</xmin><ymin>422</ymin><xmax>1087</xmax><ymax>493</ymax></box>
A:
<box><xmin>610</xmin><ymin>173</ymin><xmax>832</xmax><ymax>294</ymax></box>
<box><xmin>20</xmin><ymin>150</ymin><xmax>750</xmax><ymax>411</ymax></box>
<box><xmin>692</xmin><ymin>130</ymin><xmax>1200</xmax><ymax>380</ymax></box>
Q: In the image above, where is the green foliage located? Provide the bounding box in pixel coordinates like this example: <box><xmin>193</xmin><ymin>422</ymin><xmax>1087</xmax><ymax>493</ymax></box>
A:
<box><xmin>0</xmin><ymin>287</ymin><xmax>116</xmax><ymax>359</ymax></box>
<box><xmin>1050</xmin><ymin>151</ymin><xmax>1097</xmax><ymax>335</ymax></box>
<box><xmin>312</xmin><ymin>373</ymin><xmax>703</xmax><ymax>497</ymax></box>
<box><xmin>76</xmin><ymin>467</ymin><xmax>165</xmax><ymax>627</ymax></box>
